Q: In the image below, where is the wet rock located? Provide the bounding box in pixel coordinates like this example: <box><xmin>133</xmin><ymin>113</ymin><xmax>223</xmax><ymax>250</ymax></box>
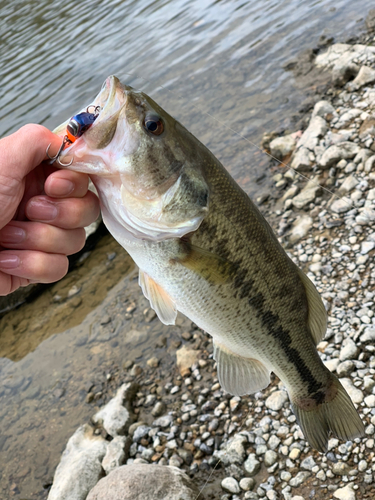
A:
<box><xmin>366</xmin><ymin>8</ymin><xmax>375</xmax><ymax>32</ymax></box>
<box><xmin>265</xmin><ymin>390</ymin><xmax>288</xmax><ymax>411</ymax></box>
<box><xmin>347</xmin><ymin>65</ymin><xmax>375</xmax><ymax>91</ymax></box>
<box><xmin>102</xmin><ymin>436</ymin><xmax>130</xmax><ymax>475</ymax></box>
<box><xmin>47</xmin><ymin>424</ymin><xmax>107</xmax><ymax>500</ymax></box>
<box><xmin>333</xmin><ymin>484</ymin><xmax>356</xmax><ymax>500</ymax></box>
<box><xmin>269</xmin><ymin>134</ymin><xmax>297</xmax><ymax>160</ymax></box>
<box><xmin>292</xmin><ymin>178</ymin><xmax>321</xmax><ymax>209</ymax></box>
<box><xmin>319</xmin><ymin>142</ymin><xmax>361</xmax><ymax>169</ymax></box>
<box><xmin>86</xmin><ymin>464</ymin><xmax>204</xmax><ymax>500</ymax></box>
<box><xmin>289</xmin><ymin>215</ymin><xmax>313</xmax><ymax>244</ymax></box>
<box><xmin>176</xmin><ymin>346</ymin><xmax>199</xmax><ymax>377</ymax></box>
<box><xmin>92</xmin><ymin>383</ymin><xmax>137</xmax><ymax>437</ymax></box>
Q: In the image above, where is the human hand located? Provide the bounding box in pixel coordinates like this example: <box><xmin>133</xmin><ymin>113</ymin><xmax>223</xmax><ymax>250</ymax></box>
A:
<box><xmin>0</xmin><ymin>124</ymin><xmax>100</xmax><ymax>295</ymax></box>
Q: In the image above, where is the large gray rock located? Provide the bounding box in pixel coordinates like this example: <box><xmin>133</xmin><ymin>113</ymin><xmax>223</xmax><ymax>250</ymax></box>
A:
<box><xmin>311</xmin><ymin>100</ymin><xmax>335</xmax><ymax>120</ymax></box>
<box><xmin>347</xmin><ymin>65</ymin><xmax>375</xmax><ymax>91</ymax></box>
<box><xmin>212</xmin><ymin>432</ymin><xmax>248</xmax><ymax>465</ymax></box>
<box><xmin>93</xmin><ymin>383</ymin><xmax>137</xmax><ymax>437</ymax></box>
<box><xmin>269</xmin><ymin>134</ymin><xmax>297</xmax><ymax>160</ymax></box>
<box><xmin>102</xmin><ymin>436</ymin><xmax>130</xmax><ymax>475</ymax></box>
<box><xmin>47</xmin><ymin>424</ymin><xmax>108</xmax><ymax>500</ymax></box>
<box><xmin>296</xmin><ymin>116</ymin><xmax>327</xmax><ymax>151</ymax></box>
<box><xmin>290</xmin><ymin>147</ymin><xmax>313</xmax><ymax>172</ymax></box>
<box><xmin>292</xmin><ymin>178</ymin><xmax>321</xmax><ymax>209</ymax></box>
<box><xmin>319</xmin><ymin>142</ymin><xmax>361</xmax><ymax>169</ymax></box>
<box><xmin>86</xmin><ymin>464</ymin><xmax>204</xmax><ymax>500</ymax></box>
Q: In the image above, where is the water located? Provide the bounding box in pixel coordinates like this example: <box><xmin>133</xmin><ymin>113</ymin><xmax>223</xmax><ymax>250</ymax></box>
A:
<box><xmin>0</xmin><ymin>0</ymin><xmax>374</xmax><ymax>498</ymax></box>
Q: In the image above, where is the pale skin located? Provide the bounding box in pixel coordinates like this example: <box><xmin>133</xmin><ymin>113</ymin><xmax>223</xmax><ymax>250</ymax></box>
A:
<box><xmin>0</xmin><ymin>124</ymin><xmax>100</xmax><ymax>295</ymax></box>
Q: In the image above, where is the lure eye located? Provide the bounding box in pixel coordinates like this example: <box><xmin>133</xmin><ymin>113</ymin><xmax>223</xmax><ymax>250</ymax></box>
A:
<box><xmin>143</xmin><ymin>116</ymin><xmax>164</xmax><ymax>136</ymax></box>
<box><xmin>67</xmin><ymin>119</ymin><xmax>80</xmax><ymax>138</ymax></box>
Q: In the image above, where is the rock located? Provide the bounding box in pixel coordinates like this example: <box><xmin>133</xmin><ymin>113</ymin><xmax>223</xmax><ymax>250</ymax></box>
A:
<box><xmin>221</xmin><ymin>477</ymin><xmax>240</xmax><ymax>494</ymax></box>
<box><xmin>289</xmin><ymin>215</ymin><xmax>313</xmax><ymax>244</ymax></box>
<box><xmin>92</xmin><ymin>383</ymin><xmax>137</xmax><ymax>437</ymax></box>
<box><xmin>348</xmin><ymin>65</ymin><xmax>375</xmax><ymax>91</ymax></box>
<box><xmin>319</xmin><ymin>142</ymin><xmax>361</xmax><ymax>169</ymax></box>
<box><xmin>300</xmin><ymin>456</ymin><xmax>316</xmax><ymax>471</ymax></box>
<box><xmin>337</xmin><ymin>108</ymin><xmax>361</xmax><ymax>127</ymax></box>
<box><xmin>296</xmin><ymin>116</ymin><xmax>327</xmax><ymax>151</ymax></box>
<box><xmin>330</xmin><ymin>197</ymin><xmax>352</xmax><ymax>214</ymax></box>
<box><xmin>152</xmin><ymin>401</ymin><xmax>166</xmax><ymax>417</ymax></box>
<box><xmin>152</xmin><ymin>414</ymin><xmax>173</xmax><ymax>428</ymax></box>
<box><xmin>102</xmin><ymin>436</ymin><xmax>130</xmax><ymax>475</ymax></box>
<box><xmin>336</xmin><ymin>361</ymin><xmax>355</xmax><ymax>377</ymax></box>
<box><xmin>333</xmin><ymin>484</ymin><xmax>356</xmax><ymax>500</ymax></box>
<box><xmin>359</xmin><ymin>120</ymin><xmax>375</xmax><ymax>140</ymax></box>
<box><xmin>339</xmin><ymin>338</ymin><xmax>359</xmax><ymax>361</ymax></box>
<box><xmin>338</xmin><ymin>175</ymin><xmax>358</xmax><ymax>195</ymax></box>
<box><xmin>364</xmin><ymin>155</ymin><xmax>375</xmax><ymax>173</ymax></box>
<box><xmin>332</xmin><ymin>462</ymin><xmax>351</xmax><ymax>476</ymax></box>
<box><xmin>244</xmin><ymin>454</ymin><xmax>261</xmax><ymax>476</ymax></box>
<box><xmin>289</xmin><ymin>471</ymin><xmax>311</xmax><ymax>487</ymax></box>
<box><xmin>311</xmin><ymin>100</ymin><xmax>335</xmax><ymax>119</ymax></box>
<box><xmin>264</xmin><ymin>450</ymin><xmax>278</xmax><ymax>467</ymax></box>
<box><xmin>265</xmin><ymin>390</ymin><xmax>288</xmax><ymax>411</ymax></box>
<box><xmin>290</xmin><ymin>147</ymin><xmax>313</xmax><ymax>172</ymax></box>
<box><xmin>360</xmin><ymin>328</ymin><xmax>375</xmax><ymax>343</ymax></box>
<box><xmin>269</xmin><ymin>134</ymin><xmax>297</xmax><ymax>160</ymax></box>
<box><xmin>356</xmin><ymin>208</ymin><xmax>375</xmax><ymax>225</ymax></box>
<box><xmin>213</xmin><ymin>433</ymin><xmax>247</xmax><ymax>465</ymax></box>
<box><xmin>239</xmin><ymin>478</ymin><xmax>255</xmax><ymax>491</ymax></box>
<box><xmin>146</xmin><ymin>357</ymin><xmax>159</xmax><ymax>368</ymax></box>
<box><xmin>176</xmin><ymin>346</ymin><xmax>199</xmax><ymax>377</ymax></box>
<box><xmin>361</xmin><ymin>240</ymin><xmax>375</xmax><ymax>254</ymax></box>
<box><xmin>332</xmin><ymin>62</ymin><xmax>359</xmax><ymax>86</ymax></box>
<box><xmin>133</xmin><ymin>425</ymin><xmax>151</xmax><ymax>442</ymax></box>
<box><xmin>86</xmin><ymin>464</ymin><xmax>203</xmax><ymax>500</ymax></box>
<box><xmin>340</xmin><ymin>378</ymin><xmax>364</xmax><ymax>404</ymax></box>
<box><xmin>292</xmin><ymin>178</ymin><xmax>321</xmax><ymax>209</ymax></box>
<box><xmin>47</xmin><ymin>424</ymin><xmax>107</xmax><ymax>500</ymax></box>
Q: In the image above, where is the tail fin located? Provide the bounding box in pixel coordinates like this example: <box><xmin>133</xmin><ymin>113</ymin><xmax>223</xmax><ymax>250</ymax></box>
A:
<box><xmin>291</xmin><ymin>376</ymin><xmax>365</xmax><ymax>453</ymax></box>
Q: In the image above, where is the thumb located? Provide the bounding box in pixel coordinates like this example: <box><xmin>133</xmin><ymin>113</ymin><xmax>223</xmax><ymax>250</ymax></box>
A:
<box><xmin>0</xmin><ymin>124</ymin><xmax>63</xmax><ymax>225</ymax></box>
<box><xmin>0</xmin><ymin>124</ymin><xmax>62</xmax><ymax>180</ymax></box>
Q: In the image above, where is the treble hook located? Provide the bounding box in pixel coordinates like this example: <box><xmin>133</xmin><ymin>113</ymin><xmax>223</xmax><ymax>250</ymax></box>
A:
<box><xmin>46</xmin><ymin>136</ymin><xmax>73</xmax><ymax>166</ymax></box>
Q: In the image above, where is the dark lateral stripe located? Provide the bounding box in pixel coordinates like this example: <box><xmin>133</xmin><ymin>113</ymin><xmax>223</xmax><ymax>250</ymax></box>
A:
<box><xmin>247</xmin><ymin>292</ymin><xmax>322</xmax><ymax>395</ymax></box>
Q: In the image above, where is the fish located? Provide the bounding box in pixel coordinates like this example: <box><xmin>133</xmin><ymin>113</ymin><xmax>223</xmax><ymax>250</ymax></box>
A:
<box><xmin>54</xmin><ymin>75</ymin><xmax>365</xmax><ymax>452</ymax></box>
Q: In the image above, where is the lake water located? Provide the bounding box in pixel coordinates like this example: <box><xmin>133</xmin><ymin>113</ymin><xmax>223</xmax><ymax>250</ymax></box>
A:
<box><xmin>0</xmin><ymin>0</ymin><xmax>374</xmax><ymax>498</ymax></box>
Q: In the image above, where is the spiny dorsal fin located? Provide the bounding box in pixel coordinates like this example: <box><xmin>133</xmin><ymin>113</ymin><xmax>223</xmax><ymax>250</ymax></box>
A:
<box><xmin>213</xmin><ymin>342</ymin><xmax>270</xmax><ymax>396</ymax></box>
<box><xmin>138</xmin><ymin>270</ymin><xmax>177</xmax><ymax>325</ymax></box>
<box><xmin>296</xmin><ymin>267</ymin><xmax>327</xmax><ymax>345</ymax></box>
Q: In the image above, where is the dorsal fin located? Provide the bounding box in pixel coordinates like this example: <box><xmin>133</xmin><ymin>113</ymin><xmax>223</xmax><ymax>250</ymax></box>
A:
<box><xmin>138</xmin><ymin>270</ymin><xmax>177</xmax><ymax>325</ymax></box>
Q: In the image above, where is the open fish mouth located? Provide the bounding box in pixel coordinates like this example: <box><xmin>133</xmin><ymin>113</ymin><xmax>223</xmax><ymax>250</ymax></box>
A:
<box><xmin>52</xmin><ymin>75</ymin><xmax>126</xmax><ymax>145</ymax></box>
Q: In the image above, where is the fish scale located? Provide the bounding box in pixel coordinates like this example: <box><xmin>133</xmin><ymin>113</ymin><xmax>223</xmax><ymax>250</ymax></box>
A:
<box><xmin>54</xmin><ymin>74</ymin><xmax>365</xmax><ymax>453</ymax></box>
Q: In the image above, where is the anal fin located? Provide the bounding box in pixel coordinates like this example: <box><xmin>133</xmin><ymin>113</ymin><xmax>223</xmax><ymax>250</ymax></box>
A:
<box><xmin>139</xmin><ymin>270</ymin><xmax>177</xmax><ymax>326</ymax></box>
<box><xmin>213</xmin><ymin>342</ymin><xmax>270</xmax><ymax>396</ymax></box>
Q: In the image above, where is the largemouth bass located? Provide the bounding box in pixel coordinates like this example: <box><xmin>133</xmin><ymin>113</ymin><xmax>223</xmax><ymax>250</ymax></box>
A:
<box><xmin>54</xmin><ymin>76</ymin><xmax>364</xmax><ymax>452</ymax></box>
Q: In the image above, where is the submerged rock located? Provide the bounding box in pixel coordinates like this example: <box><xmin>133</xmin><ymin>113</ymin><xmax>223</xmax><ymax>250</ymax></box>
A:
<box><xmin>86</xmin><ymin>464</ymin><xmax>204</xmax><ymax>500</ymax></box>
<box><xmin>47</xmin><ymin>424</ymin><xmax>107</xmax><ymax>500</ymax></box>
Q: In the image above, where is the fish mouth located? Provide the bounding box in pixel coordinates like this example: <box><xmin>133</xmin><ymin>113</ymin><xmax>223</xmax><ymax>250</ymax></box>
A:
<box><xmin>53</xmin><ymin>75</ymin><xmax>127</xmax><ymax>144</ymax></box>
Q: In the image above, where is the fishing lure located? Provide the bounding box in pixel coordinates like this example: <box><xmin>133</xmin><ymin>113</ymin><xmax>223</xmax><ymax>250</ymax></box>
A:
<box><xmin>46</xmin><ymin>105</ymin><xmax>101</xmax><ymax>165</ymax></box>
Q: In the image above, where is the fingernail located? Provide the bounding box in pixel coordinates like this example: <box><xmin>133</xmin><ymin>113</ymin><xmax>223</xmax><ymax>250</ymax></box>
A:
<box><xmin>50</xmin><ymin>179</ymin><xmax>75</xmax><ymax>197</ymax></box>
<box><xmin>27</xmin><ymin>200</ymin><xmax>58</xmax><ymax>221</ymax></box>
<box><xmin>0</xmin><ymin>255</ymin><xmax>20</xmax><ymax>269</ymax></box>
<box><xmin>0</xmin><ymin>226</ymin><xmax>26</xmax><ymax>244</ymax></box>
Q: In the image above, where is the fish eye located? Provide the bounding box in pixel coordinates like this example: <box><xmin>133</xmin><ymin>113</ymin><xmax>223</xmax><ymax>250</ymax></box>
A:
<box><xmin>143</xmin><ymin>115</ymin><xmax>164</xmax><ymax>136</ymax></box>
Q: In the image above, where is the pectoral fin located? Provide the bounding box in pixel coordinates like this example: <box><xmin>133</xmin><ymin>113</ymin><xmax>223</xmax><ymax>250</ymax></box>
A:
<box><xmin>213</xmin><ymin>342</ymin><xmax>270</xmax><ymax>396</ymax></box>
<box><xmin>139</xmin><ymin>270</ymin><xmax>177</xmax><ymax>325</ymax></box>
<box><xmin>296</xmin><ymin>267</ymin><xmax>327</xmax><ymax>345</ymax></box>
<box><xmin>175</xmin><ymin>243</ymin><xmax>235</xmax><ymax>285</ymax></box>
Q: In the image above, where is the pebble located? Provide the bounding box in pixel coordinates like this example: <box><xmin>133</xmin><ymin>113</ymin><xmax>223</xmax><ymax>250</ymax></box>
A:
<box><xmin>244</xmin><ymin>454</ymin><xmax>261</xmax><ymax>476</ymax></box>
<box><xmin>265</xmin><ymin>390</ymin><xmax>288</xmax><ymax>411</ymax></box>
<box><xmin>222</xmin><ymin>477</ymin><xmax>241</xmax><ymax>494</ymax></box>
<box><xmin>333</xmin><ymin>484</ymin><xmax>356</xmax><ymax>500</ymax></box>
